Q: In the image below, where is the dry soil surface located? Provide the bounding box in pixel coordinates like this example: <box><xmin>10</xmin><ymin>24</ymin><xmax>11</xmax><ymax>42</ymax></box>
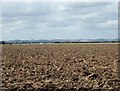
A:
<box><xmin>1</xmin><ymin>44</ymin><xmax>120</xmax><ymax>90</ymax></box>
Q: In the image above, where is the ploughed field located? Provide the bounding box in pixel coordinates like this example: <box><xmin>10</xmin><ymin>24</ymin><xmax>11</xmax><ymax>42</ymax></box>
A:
<box><xmin>1</xmin><ymin>44</ymin><xmax>120</xmax><ymax>90</ymax></box>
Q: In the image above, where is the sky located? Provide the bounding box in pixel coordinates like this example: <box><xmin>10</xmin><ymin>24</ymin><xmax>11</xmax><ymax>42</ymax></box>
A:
<box><xmin>1</xmin><ymin>2</ymin><xmax>118</xmax><ymax>40</ymax></box>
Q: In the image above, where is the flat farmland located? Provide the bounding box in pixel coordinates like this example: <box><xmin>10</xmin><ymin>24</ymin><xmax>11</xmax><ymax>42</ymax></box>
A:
<box><xmin>1</xmin><ymin>44</ymin><xmax>120</xmax><ymax>90</ymax></box>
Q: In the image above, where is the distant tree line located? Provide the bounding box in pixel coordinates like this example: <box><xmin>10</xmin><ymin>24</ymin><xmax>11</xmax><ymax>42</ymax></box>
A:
<box><xmin>0</xmin><ymin>40</ymin><xmax>119</xmax><ymax>45</ymax></box>
<box><xmin>0</xmin><ymin>41</ymin><xmax>6</xmax><ymax>44</ymax></box>
<box><xmin>0</xmin><ymin>41</ymin><xmax>12</xmax><ymax>45</ymax></box>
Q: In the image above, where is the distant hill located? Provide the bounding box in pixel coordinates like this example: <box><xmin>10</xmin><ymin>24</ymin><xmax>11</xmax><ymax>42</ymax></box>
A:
<box><xmin>0</xmin><ymin>39</ymin><xmax>119</xmax><ymax>44</ymax></box>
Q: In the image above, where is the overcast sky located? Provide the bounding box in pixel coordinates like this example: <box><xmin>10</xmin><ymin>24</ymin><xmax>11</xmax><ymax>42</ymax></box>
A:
<box><xmin>1</xmin><ymin>2</ymin><xmax>118</xmax><ymax>40</ymax></box>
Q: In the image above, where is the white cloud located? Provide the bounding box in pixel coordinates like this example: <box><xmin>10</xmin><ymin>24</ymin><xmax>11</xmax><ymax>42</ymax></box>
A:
<box><xmin>99</xmin><ymin>20</ymin><xmax>118</xmax><ymax>29</ymax></box>
<box><xmin>1</xmin><ymin>0</ymin><xmax>119</xmax><ymax>2</ymax></box>
<box><xmin>1</xmin><ymin>2</ymin><xmax>118</xmax><ymax>40</ymax></box>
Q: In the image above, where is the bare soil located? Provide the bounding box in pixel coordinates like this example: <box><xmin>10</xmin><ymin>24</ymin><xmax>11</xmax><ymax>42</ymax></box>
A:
<box><xmin>1</xmin><ymin>44</ymin><xmax>120</xmax><ymax>90</ymax></box>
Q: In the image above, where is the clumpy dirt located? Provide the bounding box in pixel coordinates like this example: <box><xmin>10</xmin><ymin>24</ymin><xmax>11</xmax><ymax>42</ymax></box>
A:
<box><xmin>1</xmin><ymin>44</ymin><xmax>120</xmax><ymax>90</ymax></box>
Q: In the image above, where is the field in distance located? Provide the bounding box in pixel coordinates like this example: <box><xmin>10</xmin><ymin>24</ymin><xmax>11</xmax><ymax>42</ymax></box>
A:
<box><xmin>1</xmin><ymin>43</ymin><xmax>120</xmax><ymax>90</ymax></box>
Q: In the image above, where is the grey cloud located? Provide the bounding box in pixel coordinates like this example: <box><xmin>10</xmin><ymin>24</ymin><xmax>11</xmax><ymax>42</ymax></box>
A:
<box><xmin>2</xmin><ymin>2</ymin><xmax>53</xmax><ymax>17</ymax></box>
<box><xmin>63</xmin><ymin>2</ymin><xmax>117</xmax><ymax>23</ymax></box>
<box><xmin>1</xmin><ymin>2</ymin><xmax>118</xmax><ymax>40</ymax></box>
<box><xmin>62</xmin><ymin>2</ymin><xmax>111</xmax><ymax>14</ymax></box>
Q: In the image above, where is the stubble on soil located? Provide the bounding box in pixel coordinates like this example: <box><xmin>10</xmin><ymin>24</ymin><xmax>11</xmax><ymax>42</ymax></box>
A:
<box><xmin>1</xmin><ymin>44</ymin><xmax>120</xmax><ymax>90</ymax></box>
